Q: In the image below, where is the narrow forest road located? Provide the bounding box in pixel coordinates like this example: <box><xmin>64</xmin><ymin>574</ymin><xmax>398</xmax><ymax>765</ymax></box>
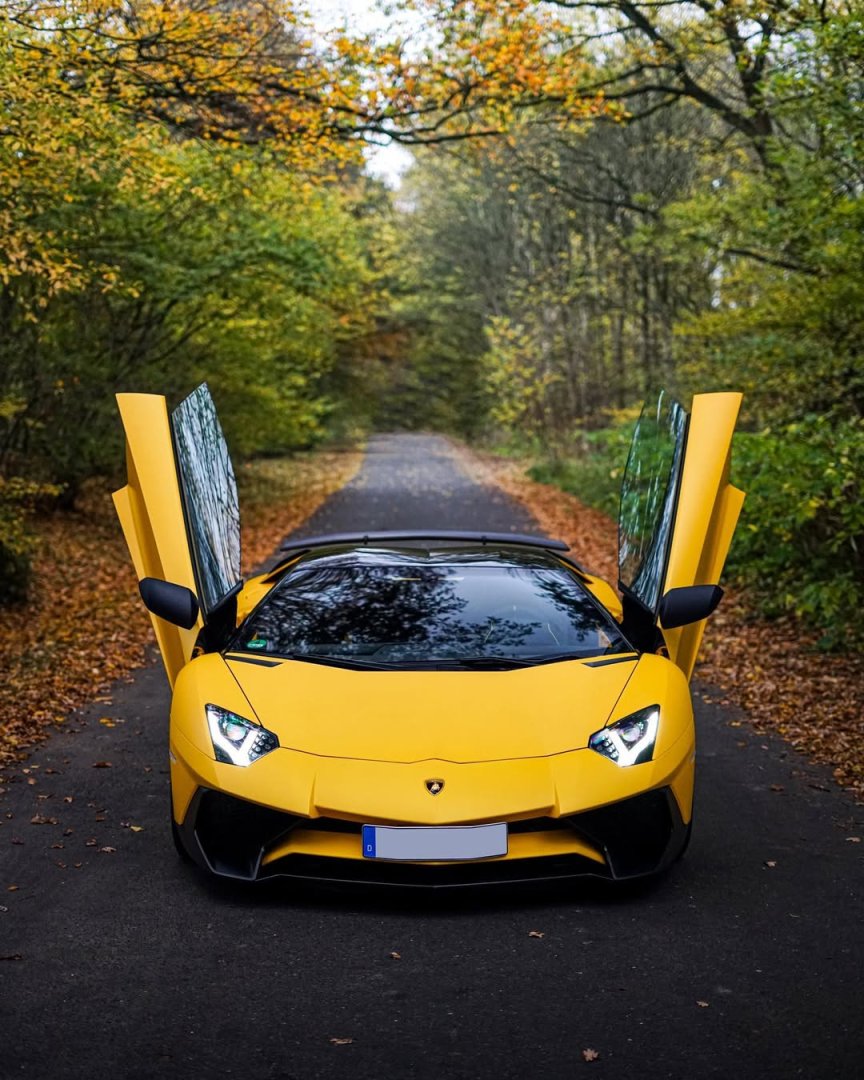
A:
<box><xmin>1</xmin><ymin>434</ymin><xmax>862</xmax><ymax>1080</ymax></box>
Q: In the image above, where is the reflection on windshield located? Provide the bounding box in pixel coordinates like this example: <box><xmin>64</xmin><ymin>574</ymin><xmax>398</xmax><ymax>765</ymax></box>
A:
<box><xmin>618</xmin><ymin>391</ymin><xmax>687</xmax><ymax>613</ymax></box>
<box><xmin>172</xmin><ymin>383</ymin><xmax>241</xmax><ymax>614</ymax></box>
<box><xmin>235</xmin><ymin>564</ymin><xmax>628</xmax><ymax>665</ymax></box>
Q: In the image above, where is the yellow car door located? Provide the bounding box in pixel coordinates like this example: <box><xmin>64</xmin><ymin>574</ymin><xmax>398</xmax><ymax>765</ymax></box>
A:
<box><xmin>113</xmin><ymin>384</ymin><xmax>241</xmax><ymax>686</ymax></box>
<box><xmin>618</xmin><ymin>391</ymin><xmax>745</xmax><ymax>680</ymax></box>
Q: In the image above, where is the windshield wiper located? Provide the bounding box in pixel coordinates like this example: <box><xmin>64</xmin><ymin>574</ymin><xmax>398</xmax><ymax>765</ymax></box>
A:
<box><xmin>275</xmin><ymin>651</ymin><xmax>393</xmax><ymax>670</ymax></box>
<box><xmin>430</xmin><ymin>655</ymin><xmax>536</xmax><ymax>669</ymax></box>
<box><xmin>394</xmin><ymin>653</ymin><xmax>592</xmax><ymax>669</ymax></box>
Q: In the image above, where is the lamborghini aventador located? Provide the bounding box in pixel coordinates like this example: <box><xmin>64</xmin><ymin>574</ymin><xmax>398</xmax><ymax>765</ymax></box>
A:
<box><xmin>113</xmin><ymin>385</ymin><xmax>744</xmax><ymax>885</ymax></box>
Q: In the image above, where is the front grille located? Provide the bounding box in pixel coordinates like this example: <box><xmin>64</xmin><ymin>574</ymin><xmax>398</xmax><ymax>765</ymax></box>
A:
<box><xmin>567</xmin><ymin>788</ymin><xmax>681</xmax><ymax>879</ymax></box>
<box><xmin>507</xmin><ymin>817</ymin><xmax>574</xmax><ymax>834</ymax></box>
<box><xmin>260</xmin><ymin>852</ymin><xmax>604</xmax><ymax>888</ymax></box>
<box><xmin>192</xmin><ymin>790</ymin><xmax>300</xmax><ymax>878</ymax></box>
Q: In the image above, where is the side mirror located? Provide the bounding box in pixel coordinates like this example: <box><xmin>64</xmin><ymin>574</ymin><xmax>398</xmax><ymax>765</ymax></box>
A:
<box><xmin>139</xmin><ymin>578</ymin><xmax>200</xmax><ymax>630</ymax></box>
<box><xmin>658</xmin><ymin>584</ymin><xmax>723</xmax><ymax>630</ymax></box>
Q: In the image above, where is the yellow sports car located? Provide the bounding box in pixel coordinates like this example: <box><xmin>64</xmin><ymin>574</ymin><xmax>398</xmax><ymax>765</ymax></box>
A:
<box><xmin>114</xmin><ymin>386</ymin><xmax>743</xmax><ymax>886</ymax></box>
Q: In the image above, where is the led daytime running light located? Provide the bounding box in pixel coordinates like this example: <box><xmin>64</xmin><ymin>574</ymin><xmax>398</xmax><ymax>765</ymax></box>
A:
<box><xmin>589</xmin><ymin>706</ymin><xmax>659</xmax><ymax>767</ymax></box>
<box><xmin>206</xmin><ymin>704</ymin><xmax>278</xmax><ymax>767</ymax></box>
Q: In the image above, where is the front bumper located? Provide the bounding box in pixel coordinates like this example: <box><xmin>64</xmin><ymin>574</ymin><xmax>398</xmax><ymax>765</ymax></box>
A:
<box><xmin>172</xmin><ymin>785</ymin><xmax>690</xmax><ymax>886</ymax></box>
<box><xmin>169</xmin><ymin>725</ymin><xmax>694</xmax><ymax>886</ymax></box>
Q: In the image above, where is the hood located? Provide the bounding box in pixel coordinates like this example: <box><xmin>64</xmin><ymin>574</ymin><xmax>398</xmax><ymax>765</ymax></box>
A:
<box><xmin>225</xmin><ymin>654</ymin><xmax>638</xmax><ymax>764</ymax></box>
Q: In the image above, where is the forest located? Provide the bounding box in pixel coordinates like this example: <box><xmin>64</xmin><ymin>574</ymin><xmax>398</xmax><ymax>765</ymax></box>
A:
<box><xmin>1</xmin><ymin>0</ymin><xmax>862</xmax><ymax>648</ymax></box>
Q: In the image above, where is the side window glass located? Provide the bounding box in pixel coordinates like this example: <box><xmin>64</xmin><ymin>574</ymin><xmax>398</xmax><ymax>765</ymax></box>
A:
<box><xmin>618</xmin><ymin>391</ymin><xmax>688</xmax><ymax>612</ymax></box>
<box><xmin>172</xmin><ymin>384</ymin><xmax>241</xmax><ymax>614</ymax></box>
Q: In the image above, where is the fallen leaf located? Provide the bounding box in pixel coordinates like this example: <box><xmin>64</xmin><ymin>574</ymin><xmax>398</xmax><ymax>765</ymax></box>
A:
<box><xmin>696</xmin><ymin>1000</ymin><xmax>710</xmax><ymax>1008</ymax></box>
<box><xmin>11</xmin><ymin>838</ymin><xmax>23</xmax><ymax>846</ymax></box>
<box><xmin>769</xmin><ymin>784</ymin><xmax>785</xmax><ymax>793</ymax></box>
<box><xmin>91</xmin><ymin>761</ymin><xmax>112</xmax><ymax>769</ymax></box>
<box><xmin>0</xmin><ymin>954</ymin><xmax>24</xmax><ymax>961</ymax></box>
<box><xmin>846</xmin><ymin>836</ymin><xmax>861</xmax><ymax>843</ymax></box>
<box><xmin>30</xmin><ymin>815</ymin><xmax>57</xmax><ymax>825</ymax></box>
<box><xmin>329</xmin><ymin>1037</ymin><xmax>353</xmax><ymax>1046</ymax></box>
<box><xmin>99</xmin><ymin>718</ymin><xmax>116</xmax><ymax>727</ymax></box>
<box><xmin>528</xmin><ymin>930</ymin><xmax>545</xmax><ymax>939</ymax></box>
<box><xmin>26</xmin><ymin>778</ymin><xmax>36</xmax><ymax>786</ymax></box>
<box><xmin>63</xmin><ymin>797</ymin><xmax>73</xmax><ymax>804</ymax></box>
<box><xmin>582</xmin><ymin>1049</ymin><xmax>600</xmax><ymax>1062</ymax></box>
<box><xmin>764</xmin><ymin>860</ymin><xmax>777</xmax><ymax>868</ymax></box>
<box><xmin>389</xmin><ymin>951</ymin><xmax>401</xmax><ymax>960</ymax></box>
<box><xmin>51</xmin><ymin>843</ymin><xmax>64</xmax><ymax>850</ymax></box>
<box><xmin>85</xmin><ymin>838</ymin><xmax>97</xmax><ymax>847</ymax></box>
<box><xmin>99</xmin><ymin>846</ymin><xmax>116</xmax><ymax>854</ymax></box>
<box><xmin>7</xmin><ymin>885</ymin><xmax>19</xmax><ymax>892</ymax></box>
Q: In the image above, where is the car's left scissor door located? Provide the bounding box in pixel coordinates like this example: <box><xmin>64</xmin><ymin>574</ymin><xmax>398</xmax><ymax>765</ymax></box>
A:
<box><xmin>113</xmin><ymin>384</ymin><xmax>241</xmax><ymax>686</ymax></box>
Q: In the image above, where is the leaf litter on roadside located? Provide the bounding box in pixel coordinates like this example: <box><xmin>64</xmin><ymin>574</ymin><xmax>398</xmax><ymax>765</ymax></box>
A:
<box><xmin>0</xmin><ymin>450</ymin><xmax>362</xmax><ymax>770</ymax></box>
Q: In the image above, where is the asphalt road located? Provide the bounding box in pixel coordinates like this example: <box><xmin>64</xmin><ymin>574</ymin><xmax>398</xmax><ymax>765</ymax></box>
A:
<box><xmin>1</xmin><ymin>433</ymin><xmax>862</xmax><ymax>1080</ymax></box>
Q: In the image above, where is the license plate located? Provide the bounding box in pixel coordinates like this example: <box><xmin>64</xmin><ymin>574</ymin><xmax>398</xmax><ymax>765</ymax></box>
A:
<box><xmin>362</xmin><ymin>823</ymin><xmax>507</xmax><ymax>861</ymax></box>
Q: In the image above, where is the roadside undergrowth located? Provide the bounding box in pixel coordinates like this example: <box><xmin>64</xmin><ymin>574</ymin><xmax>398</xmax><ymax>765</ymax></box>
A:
<box><xmin>0</xmin><ymin>448</ymin><xmax>362</xmax><ymax>768</ymax></box>
<box><xmin>458</xmin><ymin>445</ymin><xmax>864</xmax><ymax>803</ymax></box>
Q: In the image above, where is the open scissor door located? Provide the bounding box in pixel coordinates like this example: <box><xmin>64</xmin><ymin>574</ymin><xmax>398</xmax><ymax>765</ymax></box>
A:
<box><xmin>618</xmin><ymin>391</ymin><xmax>745</xmax><ymax>680</ymax></box>
<box><xmin>113</xmin><ymin>384</ymin><xmax>241</xmax><ymax>685</ymax></box>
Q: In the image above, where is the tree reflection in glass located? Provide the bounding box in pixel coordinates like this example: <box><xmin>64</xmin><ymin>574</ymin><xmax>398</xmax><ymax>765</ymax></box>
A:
<box><xmin>238</xmin><ymin>562</ymin><xmax>628</xmax><ymax>664</ymax></box>
<box><xmin>172</xmin><ymin>383</ymin><xmax>241</xmax><ymax>614</ymax></box>
<box><xmin>618</xmin><ymin>392</ymin><xmax>687</xmax><ymax>613</ymax></box>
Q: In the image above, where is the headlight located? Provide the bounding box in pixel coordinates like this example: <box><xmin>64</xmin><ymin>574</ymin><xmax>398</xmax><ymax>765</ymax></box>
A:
<box><xmin>206</xmin><ymin>704</ymin><xmax>278</xmax><ymax>767</ymax></box>
<box><xmin>588</xmin><ymin>705</ymin><xmax>659</xmax><ymax>767</ymax></box>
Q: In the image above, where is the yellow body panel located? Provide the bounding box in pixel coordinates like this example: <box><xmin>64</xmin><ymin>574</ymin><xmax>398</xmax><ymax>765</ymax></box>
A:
<box><xmin>662</xmin><ymin>392</ymin><xmax>745</xmax><ymax>679</ymax></box>
<box><xmin>577</xmin><ymin>570</ymin><xmax>624</xmax><ymax>622</ymax></box>
<box><xmin>217</xmin><ymin>653</ymin><xmax>642</xmax><ymax>762</ymax></box>
<box><xmin>113</xmin><ymin>393</ymin><xmax>201</xmax><ymax>686</ymax></box>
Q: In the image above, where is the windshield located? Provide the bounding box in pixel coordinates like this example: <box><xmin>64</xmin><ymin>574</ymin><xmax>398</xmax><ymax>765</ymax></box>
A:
<box><xmin>232</xmin><ymin>562</ymin><xmax>629</xmax><ymax>667</ymax></box>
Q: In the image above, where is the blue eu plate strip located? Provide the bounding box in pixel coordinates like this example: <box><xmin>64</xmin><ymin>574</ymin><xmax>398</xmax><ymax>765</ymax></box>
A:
<box><xmin>362</xmin><ymin>824</ymin><xmax>376</xmax><ymax>858</ymax></box>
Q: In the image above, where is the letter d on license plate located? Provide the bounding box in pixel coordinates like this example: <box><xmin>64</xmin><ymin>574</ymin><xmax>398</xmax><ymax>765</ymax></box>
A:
<box><xmin>362</xmin><ymin>823</ymin><xmax>507</xmax><ymax>861</ymax></box>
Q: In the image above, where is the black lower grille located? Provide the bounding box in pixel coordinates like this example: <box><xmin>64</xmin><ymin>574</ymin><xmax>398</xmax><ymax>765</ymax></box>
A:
<box><xmin>180</xmin><ymin>787</ymin><xmax>687</xmax><ymax>885</ymax></box>
<box><xmin>192</xmin><ymin>790</ymin><xmax>300</xmax><ymax>878</ymax></box>
<box><xmin>568</xmin><ymin>788</ymin><xmax>684</xmax><ymax>879</ymax></box>
<box><xmin>260</xmin><ymin>852</ymin><xmax>604</xmax><ymax>888</ymax></box>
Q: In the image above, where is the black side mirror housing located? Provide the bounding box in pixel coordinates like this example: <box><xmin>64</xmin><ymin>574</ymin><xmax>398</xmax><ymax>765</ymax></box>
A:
<box><xmin>139</xmin><ymin>578</ymin><xmax>200</xmax><ymax>630</ymax></box>
<box><xmin>658</xmin><ymin>584</ymin><xmax>723</xmax><ymax>630</ymax></box>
